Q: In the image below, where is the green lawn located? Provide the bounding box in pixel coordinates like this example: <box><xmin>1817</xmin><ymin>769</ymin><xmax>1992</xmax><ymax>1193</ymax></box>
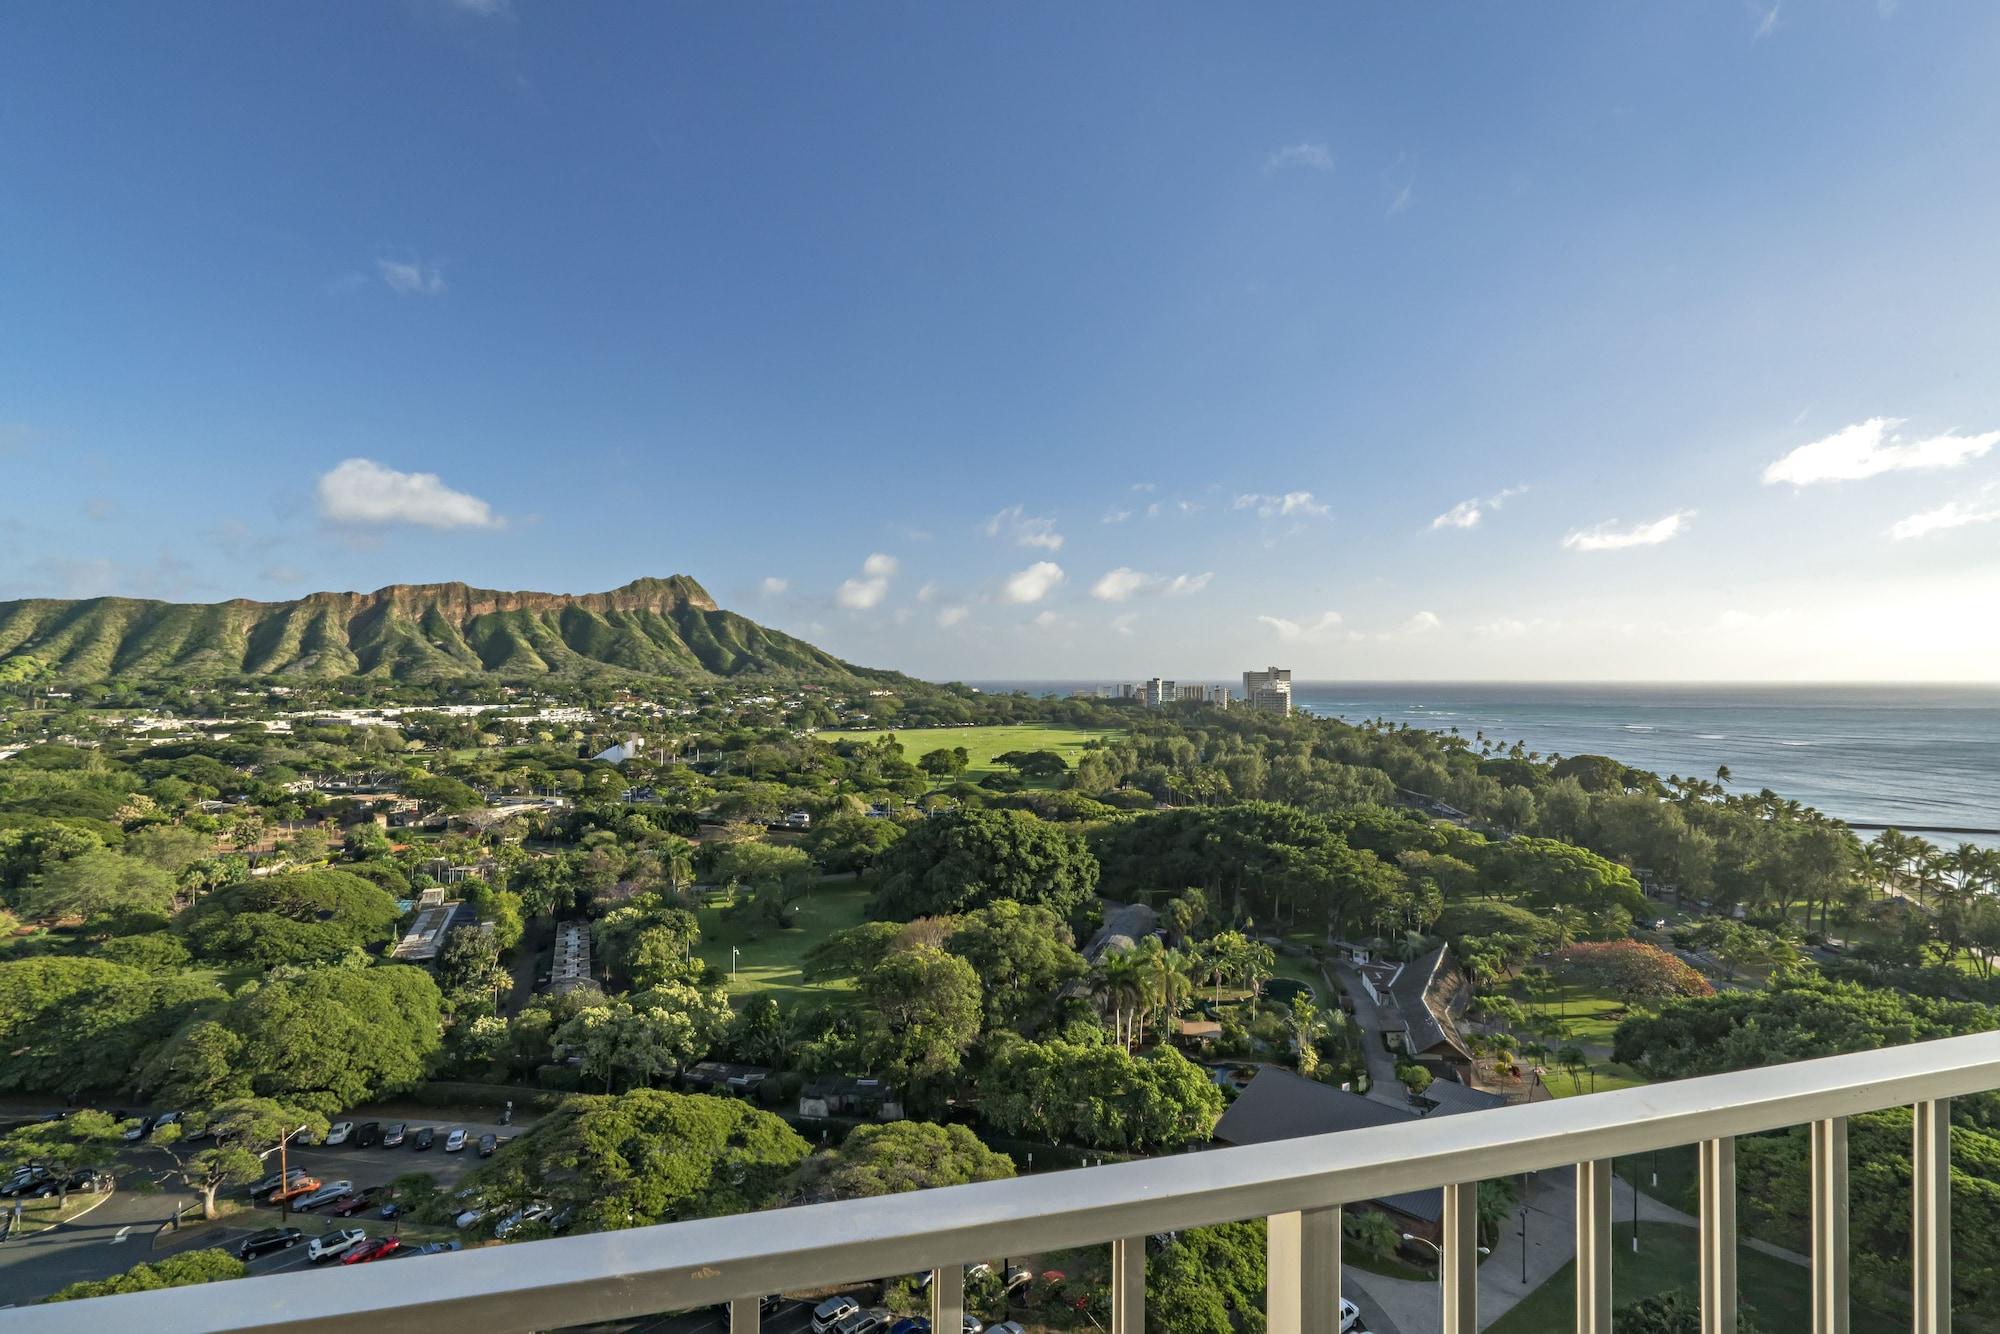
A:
<box><xmin>694</xmin><ymin>881</ymin><xmax>876</xmax><ymax>1006</ymax></box>
<box><xmin>1540</xmin><ymin>1061</ymin><xmax>1650</xmax><ymax>1098</ymax></box>
<box><xmin>819</xmin><ymin>724</ymin><xmax>1119</xmax><ymax>787</ymax></box>
<box><xmin>1487</xmin><ymin>1221</ymin><xmax>1893</xmax><ymax>1332</ymax></box>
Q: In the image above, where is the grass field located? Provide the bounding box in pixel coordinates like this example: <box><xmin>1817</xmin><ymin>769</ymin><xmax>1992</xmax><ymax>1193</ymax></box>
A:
<box><xmin>1487</xmin><ymin>1221</ymin><xmax>1892</xmax><ymax>1332</ymax></box>
<box><xmin>819</xmin><ymin>724</ymin><xmax>1118</xmax><ymax>787</ymax></box>
<box><xmin>694</xmin><ymin>880</ymin><xmax>876</xmax><ymax>1006</ymax></box>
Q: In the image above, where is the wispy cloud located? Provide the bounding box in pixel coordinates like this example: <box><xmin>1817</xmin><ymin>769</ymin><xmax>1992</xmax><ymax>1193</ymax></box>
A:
<box><xmin>1110</xmin><ymin>612</ymin><xmax>1139</xmax><ymax>637</ymax></box>
<box><xmin>376</xmin><ymin>258</ymin><xmax>447</xmax><ymax>297</ymax></box>
<box><xmin>1387</xmin><ymin>181</ymin><xmax>1414</xmax><ymax>217</ymax></box>
<box><xmin>1089</xmin><ymin>568</ymin><xmax>1214</xmax><ymax>602</ymax></box>
<box><xmin>982</xmin><ymin>504</ymin><xmax>1064</xmax><ymax>551</ymax></box>
<box><xmin>1234</xmin><ymin>491</ymin><xmax>1330</xmax><ymax>520</ymax></box>
<box><xmin>1763</xmin><ymin>417</ymin><xmax>1999</xmax><ymax>486</ymax></box>
<box><xmin>1562</xmin><ymin>511</ymin><xmax>1693</xmax><ymax>552</ymax></box>
<box><xmin>1265</xmin><ymin>143</ymin><xmax>1334</xmax><ymax>175</ymax></box>
<box><xmin>446</xmin><ymin>0</ymin><xmax>509</xmax><ymax>15</ymax></box>
<box><xmin>1751</xmin><ymin>0</ymin><xmax>1781</xmax><ymax>40</ymax></box>
<box><xmin>1102</xmin><ymin>507</ymin><xmax>1132</xmax><ymax>524</ymax></box>
<box><xmin>1001</xmin><ymin>561</ymin><xmax>1065</xmax><ymax>605</ymax></box>
<box><xmin>760</xmin><ymin>576</ymin><xmax>789</xmax><ymax>596</ymax></box>
<box><xmin>316</xmin><ymin>458</ymin><xmax>500</xmax><ymax>529</ymax></box>
<box><xmin>1430</xmin><ymin>484</ymin><xmax>1529</xmax><ymax>530</ymax></box>
<box><xmin>1888</xmin><ymin>488</ymin><xmax>2000</xmax><ymax>541</ymax></box>
<box><xmin>1257</xmin><ymin>610</ymin><xmax>1344</xmax><ymax>643</ymax></box>
<box><xmin>936</xmin><ymin>605</ymin><xmax>970</xmax><ymax>628</ymax></box>
<box><xmin>835</xmin><ymin>553</ymin><xmax>898</xmax><ymax>610</ymax></box>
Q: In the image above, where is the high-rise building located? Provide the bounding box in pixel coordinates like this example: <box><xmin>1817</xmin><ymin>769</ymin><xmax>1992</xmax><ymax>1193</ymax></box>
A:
<box><xmin>1242</xmin><ymin>666</ymin><xmax>1292</xmax><ymax>716</ymax></box>
<box><xmin>1118</xmin><ymin>682</ymin><xmax>1137</xmax><ymax>700</ymax></box>
<box><xmin>1143</xmin><ymin>678</ymin><xmax>1175</xmax><ymax>707</ymax></box>
<box><xmin>1176</xmin><ymin>683</ymin><xmax>1207</xmax><ymax>703</ymax></box>
<box><xmin>1208</xmin><ymin>684</ymin><xmax>1231</xmax><ymax>709</ymax></box>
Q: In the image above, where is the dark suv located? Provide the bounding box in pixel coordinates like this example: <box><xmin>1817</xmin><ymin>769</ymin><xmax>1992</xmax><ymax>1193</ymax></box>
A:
<box><xmin>412</xmin><ymin>1126</ymin><xmax>435</xmax><ymax>1151</ymax></box>
<box><xmin>238</xmin><ymin>1226</ymin><xmax>305</xmax><ymax>1260</ymax></box>
<box><xmin>355</xmin><ymin>1121</ymin><xmax>382</xmax><ymax>1148</ymax></box>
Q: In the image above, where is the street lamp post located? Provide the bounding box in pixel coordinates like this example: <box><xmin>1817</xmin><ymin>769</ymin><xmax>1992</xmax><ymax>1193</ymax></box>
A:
<box><xmin>1402</xmin><ymin>1232</ymin><xmax>1491</xmax><ymax>1272</ymax></box>
<box><xmin>730</xmin><ymin>946</ymin><xmax>739</xmax><ymax>980</ymax></box>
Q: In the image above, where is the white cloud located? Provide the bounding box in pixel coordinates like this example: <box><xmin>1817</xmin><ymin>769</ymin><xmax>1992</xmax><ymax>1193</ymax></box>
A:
<box><xmin>1762</xmin><ymin>417</ymin><xmax>1999</xmax><ymax>486</ymax></box>
<box><xmin>1090</xmin><ymin>568</ymin><xmax>1214</xmax><ymax>601</ymax></box>
<box><xmin>1032</xmin><ymin>610</ymin><xmax>1061</xmax><ymax>629</ymax></box>
<box><xmin>376</xmin><ymin>258</ymin><xmax>447</xmax><ymax>296</ymax></box>
<box><xmin>982</xmin><ymin>505</ymin><xmax>1064</xmax><ymax>551</ymax></box>
<box><xmin>1402</xmin><ymin>611</ymin><xmax>1443</xmax><ymax>634</ymax></box>
<box><xmin>1111</xmin><ymin>612</ymin><xmax>1139</xmax><ymax>637</ymax></box>
<box><xmin>1090</xmin><ymin>568</ymin><xmax>1150</xmax><ymax>602</ymax></box>
<box><xmin>936</xmin><ymin>606</ymin><xmax>970</xmax><ymax>628</ymax></box>
<box><xmin>1102</xmin><ymin>507</ymin><xmax>1132</xmax><ymax>524</ymax></box>
<box><xmin>449</xmin><ymin>0</ymin><xmax>509</xmax><ymax>13</ymax></box>
<box><xmin>915</xmin><ymin>580</ymin><xmax>940</xmax><ymax>603</ymax></box>
<box><xmin>835</xmin><ymin>553</ymin><xmax>899</xmax><ymax>610</ymax></box>
<box><xmin>1888</xmin><ymin>491</ymin><xmax>2000</xmax><ymax>541</ymax></box>
<box><xmin>1430</xmin><ymin>485</ymin><xmax>1528</xmax><ymax>530</ymax></box>
<box><xmin>1387</xmin><ymin>181</ymin><xmax>1414</xmax><ymax>217</ymax></box>
<box><xmin>1131</xmin><ymin>481</ymin><xmax>1157</xmax><ymax>493</ymax></box>
<box><xmin>1562</xmin><ymin>511</ymin><xmax>1693</xmax><ymax>552</ymax></box>
<box><xmin>1001</xmin><ymin>561</ymin><xmax>1065</xmax><ymax>604</ymax></box>
<box><xmin>1234</xmin><ymin>491</ymin><xmax>1330</xmax><ymax>520</ymax></box>
<box><xmin>316</xmin><ymin>458</ymin><xmax>500</xmax><ymax>529</ymax></box>
<box><xmin>760</xmin><ymin>576</ymin><xmax>789</xmax><ymax>596</ymax></box>
<box><xmin>1752</xmin><ymin>1</ymin><xmax>1781</xmax><ymax>40</ymax></box>
<box><xmin>1257</xmin><ymin>610</ymin><xmax>1344</xmax><ymax>643</ymax></box>
<box><xmin>1266</xmin><ymin>143</ymin><xmax>1334</xmax><ymax>174</ymax></box>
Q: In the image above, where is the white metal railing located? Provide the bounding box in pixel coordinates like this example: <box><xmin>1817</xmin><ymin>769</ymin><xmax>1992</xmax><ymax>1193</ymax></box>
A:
<box><xmin>9</xmin><ymin>1031</ymin><xmax>1999</xmax><ymax>1334</ymax></box>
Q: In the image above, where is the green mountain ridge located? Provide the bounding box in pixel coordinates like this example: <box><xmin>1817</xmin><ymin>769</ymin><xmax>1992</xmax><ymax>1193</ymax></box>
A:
<box><xmin>0</xmin><ymin>576</ymin><xmax>889</xmax><ymax>683</ymax></box>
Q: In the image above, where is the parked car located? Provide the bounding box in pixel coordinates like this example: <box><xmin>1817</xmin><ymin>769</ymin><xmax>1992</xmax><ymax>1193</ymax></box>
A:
<box><xmin>413</xmin><ymin>1239</ymin><xmax>463</xmax><ymax>1257</ymax></box>
<box><xmin>454</xmin><ymin>1205</ymin><xmax>488</xmax><ymax>1230</ymax></box>
<box><xmin>269</xmin><ymin>1176</ymin><xmax>322</xmax><ymax>1205</ymax></box>
<box><xmin>354</xmin><ymin>1121</ymin><xmax>382</xmax><ymax>1148</ymax></box>
<box><xmin>1001</xmin><ymin>1267</ymin><xmax>1032</xmax><ymax>1294</ymax></box>
<box><xmin>477</xmin><ymin>1133</ymin><xmax>497</xmax><ymax>1158</ymax></box>
<box><xmin>295</xmin><ymin>1180</ymin><xmax>354</xmax><ymax>1211</ymax></box>
<box><xmin>444</xmin><ymin>1128</ymin><xmax>467</xmax><ymax>1153</ymax></box>
<box><xmin>238</xmin><ymin>1226</ymin><xmax>305</xmax><ymax>1260</ymax></box>
<box><xmin>1</xmin><ymin>1168</ymin><xmax>53</xmax><ymax>1197</ymax></box>
<box><xmin>1340</xmin><ymin>1297</ymin><xmax>1361</xmax><ymax>1332</ymax></box>
<box><xmin>323</xmin><ymin>1121</ymin><xmax>354</xmax><ymax>1146</ymax></box>
<box><xmin>307</xmin><ymin>1227</ymin><xmax>367</xmax><ymax>1263</ymax></box>
<box><xmin>987</xmin><ymin>1325</ymin><xmax>1027</xmax><ymax>1334</ymax></box>
<box><xmin>812</xmin><ymin>1297</ymin><xmax>860</xmax><ymax>1333</ymax></box>
<box><xmin>494</xmin><ymin>1202</ymin><xmax>553</xmax><ymax>1238</ymax></box>
<box><xmin>343</xmin><ymin>1235</ymin><xmax>404</xmax><ymax>1265</ymax></box>
<box><xmin>329</xmin><ymin>1186</ymin><xmax>385</xmax><ymax>1217</ymax></box>
<box><xmin>249</xmin><ymin>1167</ymin><xmax>308</xmax><ymax>1198</ymax></box>
<box><xmin>121</xmin><ymin>1115</ymin><xmax>156</xmax><ymax>1142</ymax></box>
<box><xmin>411</xmin><ymin>1127</ymin><xmax>436</xmax><ymax>1151</ymax></box>
<box><xmin>382</xmin><ymin>1122</ymin><xmax>406</xmax><ymax>1148</ymax></box>
<box><xmin>834</xmin><ymin>1310</ymin><xmax>890</xmax><ymax>1334</ymax></box>
<box><xmin>30</xmin><ymin>1168</ymin><xmax>114</xmax><ymax>1198</ymax></box>
<box><xmin>888</xmin><ymin>1319</ymin><xmax>930</xmax><ymax>1334</ymax></box>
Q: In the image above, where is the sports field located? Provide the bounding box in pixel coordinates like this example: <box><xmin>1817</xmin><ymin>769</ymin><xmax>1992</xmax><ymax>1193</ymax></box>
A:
<box><xmin>694</xmin><ymin>879</ymin><xmax>875</xmax><ymax>1005</ymax></box>
<box><xmin>820</xmin><ymin>723</ymin><xmax>1117</xmax><ymax>785</ymax></box>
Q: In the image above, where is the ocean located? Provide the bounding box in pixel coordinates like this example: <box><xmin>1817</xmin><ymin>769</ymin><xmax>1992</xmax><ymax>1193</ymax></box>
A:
<box><xmin>969</xmin><ymin>682</ymin><xmax>2000</xmax><ymax>849</ymax></box>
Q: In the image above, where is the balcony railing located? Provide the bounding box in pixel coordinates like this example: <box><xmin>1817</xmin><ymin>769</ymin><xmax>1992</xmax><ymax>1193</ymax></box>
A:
<box><xmin>10</xmin><ymin>1031</ymin><xmax>2000</xmax><ymax>1334</ymax></box>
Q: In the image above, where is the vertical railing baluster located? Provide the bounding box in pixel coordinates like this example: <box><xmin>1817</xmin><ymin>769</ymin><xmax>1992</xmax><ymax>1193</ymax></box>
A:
<box><xmin>1267</xmin><ymin>1206</ymin><xmax>1343</xmax><ymax>1334</ymax></box>
<box><xmin>1811</xmin><ymin>1117</ymin><xmax>1850</xmax><ymax>1334</ymax></box>
<box><xmin>1576</xmin><ymin>1159</ymin><xmax>1614</xmax><ymax>1334</ymax></box>
<box><xmin>730</xmin><ymin>1295</ymin><xmax>760</xmax><ymax>1334</ymax></box>
<box><xmin>931</xmin><ymin>1264</ymin><xmax>965</xmax><ymax>1334</ymax></box>
<box><xmin>1442</xmin><ymin>1181</ymin><xmax>1479</xmax><ymax>1334</ymax></box>
<box><xmin>1111</xmin><ymin>1235</ymin><xmax>1145</xmax><ymax>1334</ymax></box>
<box><xmin>1913</xmin><ymin>1099</ymin><xmax>1952</xmax><ymax>1334</ymax></box>
<box><xmin>1698</xmin><ymin>1137</ymin><xmax>1737</xmax><ymax>1334</ymax></box>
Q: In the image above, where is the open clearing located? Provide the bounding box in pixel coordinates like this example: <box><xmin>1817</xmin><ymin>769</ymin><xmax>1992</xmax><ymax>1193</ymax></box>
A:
<box><xmin>695</xmin><ymin>880</ymin><xmax>876</xmax><ymax>1006</ymax></box>
<box><xmin>819</xmin><ymin>724</ymin><xmax>1118</xmax><ymax>786</ymax></box>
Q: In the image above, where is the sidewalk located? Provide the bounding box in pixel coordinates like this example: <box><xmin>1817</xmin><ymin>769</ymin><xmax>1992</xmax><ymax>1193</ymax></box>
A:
<box><xmin>1323</xmin><ymin>959</ymin><xmax>1409</xmax><ymax>1109</ymax></box>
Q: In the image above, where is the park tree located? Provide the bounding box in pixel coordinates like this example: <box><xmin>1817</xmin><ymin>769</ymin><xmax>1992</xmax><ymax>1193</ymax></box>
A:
<box><xmin>945</xmin><ymin>901</ymin><xmax>1085</xmax><ymax>1030</ymax></box>
<box><xmin>593</xmin><ymin>895</ymin><xmax>700</xmax><ymax>989</ymax></box>
<box><xmin>873</xmin><ymin>809</ymin><xmax>1098</xmax><ymax>920</ymax></box>
<box><xmin>465</xmin><ymin>1088</ymin><xmax>809</xmax><ymax>1231</ymax></box>
<box><xmin>860</xmin><ymin>946</ymin><xmax>983</xmax><ymax>1082</ymax></box>
<box><xmin>806</xmin><ymin>811</ymin><xmax>906</xmax><ymax>874</ymax></box>
<box><xmin>555</xmin><ymin>983</ymin><xmax>731</xmax><ymax>1091</ymax></box>
<box><xmin>44</xmin><ymin>1248</ymin><xmax>247</xmax><ymax>1302</ymax></box>
<box><xmin>435</xmin><ymin>925</ymin><xmax>510</xmax><ymax>1009</ymax></box>
<box><xmin>918</xmin><ymin>747</ymin><xmax>970</xmax><ymax>781</ymax></box>
<box><xmin>0</xmin><ymin>1109</ymin><xmax>126</xmax><ymax>1203</ymax></box>
<box><xmin>790</xmin><ymin>1122</ymin><xmax>1014</xmax><ymax>1202</ymax></box>
<box><xmin>179</xmin><ymin>868</ymin><xmax>401</xmax><ymax>967</ymax></box>
<box><xmin>17</xmin><ymin>849</ymin><xmax>175</xmax><ymax>929</ymax></box>
<box><xmin>981</xmin><ymin>1038</ymin><xmax>1224</xmax><ymax>1150</ymax></box>
<box><xmin>1480</xmin><ymin>837</ymin><xmax>1647</xmax><ymax>931</ymax></box>
<box><xmin>401</xmin><ymin>772</ymin><xmax>483</xmax><ymax>815</ymax></box>
<box><xmin>1146</xmin><ymin>1223</ymin><xmax>1267</xmax><ymax>1334</ymax></box>
<box><xmin>0</xmin><ymin>958</ymin><xmax>218</xmax><ymax>1097</ymax></box>
<box><xmin>152</xmin><ymin>1099</ymin><xmax>330</xmax><ymax>1220</ymax></box>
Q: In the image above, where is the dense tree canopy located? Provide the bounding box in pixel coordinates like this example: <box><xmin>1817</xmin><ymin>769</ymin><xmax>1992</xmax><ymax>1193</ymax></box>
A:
<box><xmin>946</xmin><ymin>901</ymin><xmax>1086</xmax><ymax>1030</ymax></box>
<box><xmin>467</xmin><ymin>1088</ymin><xmax>810</xmax><ymax>1231</ymax></box>
<box><xmin>180</xmin><ymin>868</ymin><xmax>402</xmax><ymax>966</ymax></box>
<box><xmin>0</xmin><ymin>957</ymin><xmax>219</xmax><ymax>1096</ymax></box>
<box><xmin>790</xmin><ymin>1121</ymin><xmax>1014</xmax><ymax>1202</ymax></box>
<box><xmin>980</xmin><ymin>1037</ymin><xmax>1223</xmax><ymax>1150</ymax></box>
<box><xmin>873</xmin><ymin>809</ymin><xmax>1098</xmax><ymax>920</ymax></box>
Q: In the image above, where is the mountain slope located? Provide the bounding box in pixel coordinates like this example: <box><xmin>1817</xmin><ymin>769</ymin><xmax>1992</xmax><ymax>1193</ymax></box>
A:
<box><xmin>0</xmin><ymin>577</ymin><xmax>886</xmax><ymax>683</ymax></box>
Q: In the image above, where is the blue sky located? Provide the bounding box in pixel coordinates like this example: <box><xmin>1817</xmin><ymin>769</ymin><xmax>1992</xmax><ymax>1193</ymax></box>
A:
<box><xmin>5</xmin><ymin>2</ymin><xmax>2000</xmax><ymax>681</ymax></box>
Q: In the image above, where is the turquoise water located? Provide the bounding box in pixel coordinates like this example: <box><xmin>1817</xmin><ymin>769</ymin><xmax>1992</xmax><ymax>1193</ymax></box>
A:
<box><xmin>971</xmin><ymin>682</ymin><xmax>2000</xmax><ymax>848</ymax></box>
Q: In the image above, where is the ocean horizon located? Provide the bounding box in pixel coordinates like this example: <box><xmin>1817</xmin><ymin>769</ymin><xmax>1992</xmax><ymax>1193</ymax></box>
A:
<box><xmin>966</xmin><ymin>681</ymin><xmax>2000</xmax><ymax>849</ymax></box>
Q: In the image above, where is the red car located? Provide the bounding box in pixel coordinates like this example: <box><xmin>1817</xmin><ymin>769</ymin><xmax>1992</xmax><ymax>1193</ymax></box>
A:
<box><xmin>329</xmin><ymin>1187</ymin><xmax>385</xmax><ymax>1217</ymax></box>
<box><xmin>342</xmin><ymin>1235</ymin><xmax>404</xmax><ymax>1264</ymax></box>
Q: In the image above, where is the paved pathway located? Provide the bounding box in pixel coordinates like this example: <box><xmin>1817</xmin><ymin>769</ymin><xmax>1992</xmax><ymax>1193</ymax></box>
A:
<box><xmin>1322</xmin><ymin>959</ymin><xmax>1408</xmax><ymax>1109</ymax></box>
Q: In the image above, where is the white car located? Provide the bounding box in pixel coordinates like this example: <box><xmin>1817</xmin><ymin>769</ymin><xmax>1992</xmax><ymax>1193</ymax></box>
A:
<box><xmin>454</xmin><ymin>1207</ymin><xmax>488</xmax><ymax>1230</ymax></box>
<box><xmin>811</xmin><ymin>1297</ymin><xmax>859</xmax><ymax>1334</ymax></box>
<box><xmin>296</xmin><ymin>1180</ymin><xmax>353</xmax><ymax>1211</ymax></box>
<box><xmin>444</xmin><ymin>1128</ymin><xmax>467</xmax><ymax>1153</ymax></box>
<box><xmin>323</xmin><ymin>1121</ymin><xmax>354</xmax><ymax>1146</ymax></box>
<box><xmin>494</xmin><ymin>1202</ymin><xmax>552</xmax><ymax>1238</ymax></box>
<box><xmin>1340</xmin><ymin>1297</ymin><xmax>1361</xmax><ymax>1332</ymax></box>
<box><xmin>307</xmin><ymin>1227</ymin><xmax>367</xmax><ymax>1263</ymax></box>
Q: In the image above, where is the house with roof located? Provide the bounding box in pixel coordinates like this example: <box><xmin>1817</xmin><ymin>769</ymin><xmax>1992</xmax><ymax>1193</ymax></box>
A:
<box><xmin>1386</xmin><ymin>944</ymin><xmax>1476</xmax><ymax>1084</ymax></box>
<box><xmin>1212</xmin><ymin>1068</ymin><xmax>1507</xmax><ymax>1244</ymax></box>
